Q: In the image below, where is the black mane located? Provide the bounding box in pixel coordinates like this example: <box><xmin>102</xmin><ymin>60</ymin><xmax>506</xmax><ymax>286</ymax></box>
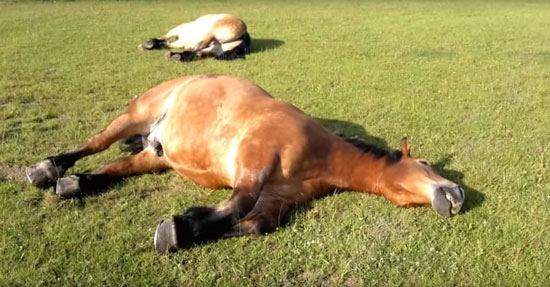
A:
<box><xmin>337</xmin><ymin>134</ymin><xmax>402</xmax><ymax>165</ymax></box>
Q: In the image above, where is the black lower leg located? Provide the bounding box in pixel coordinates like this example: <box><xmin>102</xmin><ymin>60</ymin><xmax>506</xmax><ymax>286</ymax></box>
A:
<box><xmin>141</xmin><ymin>38</ymin><xmax>167</xmax><ymax>50</ymax></box>
<box><xmin>215</xmin><ymin>36</ymin><xmax>249</xmax><ymax>61</ymax></box>
<box><xmin>215</xmin><ymin>50</ymin><xmax>245</xmax><ymax>61</ymax></box>
<box><xmin>49</xmin><ymin>150</ymin><xmax>84</xmax><ymax>171</ymax></box>
<box><xmin>166</xmin><ymin>51</ymin><xmax>196</xmax><ymax>62</ymax></box>
<box><xmin>55</xmin><ymin>173</ymin><xmax>119</xmax><ymax>198</ymax></box>
<box><xmin>154</xmin><ymin>183</ymin><xmax>262</xmax><ymax>253</ymax></box>
<box><xmin>119</xmin><ymin>134</ymin><xmax>145</xmax><ymax>154</ymax></box>
<box><xmin>179</xmin><ymin>206</ymin><xmax>234</xmax><ymax>243</ymax></box>
<box><xmin>26</xmin><ymin>150</ymin><xmax>85</xmax><ymax>188</ymax></box>
<box><xmin>154</xmin><ymin>206</ymin><xmax>234</xmax><ymax>253</ymax></box>
<box><xmin>241</xmin><ymin>33</ymin><xmax>251</xmax><ymax>55</ymax></box>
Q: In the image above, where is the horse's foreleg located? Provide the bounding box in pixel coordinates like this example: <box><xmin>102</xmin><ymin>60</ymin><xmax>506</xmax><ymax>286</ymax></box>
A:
<box><xmin>153</xmin><ymin>179</ymin><xmax>262</xmax><ymax>253</ymax></box>
<box><xmin>154</xmin><ymin>147</ymin><xmax>279</xmax><ymax>253</ymax></box>
<box><xmin>223</xmin><ymin>180</ymin><xmax>314</xmax><ymax>238</ymax></box>
<box><xmin>26</xmin><ymin>113</ymin><xmax>148</xmax><ymax>188</ymax></box>
<box><xmin>54</xmin><ymin>148</ymin><xmax>169</xmax><ymax>198</ymax></box>
<box><xmin>223</xmin><ymin>195</ymin><xmax>294</xmax><ymax>238</ymax></box>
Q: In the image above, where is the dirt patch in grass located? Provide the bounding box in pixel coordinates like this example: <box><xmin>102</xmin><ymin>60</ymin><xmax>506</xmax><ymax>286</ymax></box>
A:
<box><xmin>0</xmin><ymin>163</ymin><xmax>27</xmax><ymax>183</ymax></box>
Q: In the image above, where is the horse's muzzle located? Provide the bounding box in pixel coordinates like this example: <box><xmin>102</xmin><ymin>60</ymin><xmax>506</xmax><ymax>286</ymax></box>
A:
<box><xmin>432</xmin><ymin>185</ymin><xmax>465</xmax><ymax>217</ymax></box>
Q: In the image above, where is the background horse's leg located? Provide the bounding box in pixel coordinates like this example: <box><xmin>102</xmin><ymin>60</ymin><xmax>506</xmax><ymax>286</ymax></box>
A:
<box><xmin>138</xmin><ymin>38</ymin><xmax>169</xmax><ymax>50</ymax></box>
<box><xmin>166</xmin><ymin>38</ymin><xmax>246</xmax><ymax>62</ymax></box>
<box><xmin>26</xmin><ymin>112</ymin><xmax>149</xmax><ymax>188</ymax></box>
<box><xmin>164</xmin><ymin>36</ymin><xmax>216</xmax><ymax>63</ymax></box>
<box><xmin>214</xmin><ymin>40</ymin><xmax>247</xmax><ymax>61</ymax></box>
<box><xmin>55</xmin><ymin>147</ymin><xmax>169</xmax><ymax>198</ymax></box>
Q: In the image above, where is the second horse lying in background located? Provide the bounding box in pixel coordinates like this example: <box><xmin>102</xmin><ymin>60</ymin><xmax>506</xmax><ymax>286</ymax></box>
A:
<box><xmin>139</xmin><ymin>14</ymin><xmax>251</xmax><ymax>62</ymax></box>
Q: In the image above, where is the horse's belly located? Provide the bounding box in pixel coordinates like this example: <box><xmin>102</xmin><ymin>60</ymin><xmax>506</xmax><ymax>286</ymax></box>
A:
<box><xmin>172</xmin><ymin>15</ymin><xmax>229</xmax><ymax>48</ymax></box>
<box><xmin>172</xmin><ymin>165</ymin><xmax>230</xmax><ymax>189</ymax></box>
<box><xmin>170</xmin><ymin>24</ymin><xmax>212</xmax><ymax>49</ymax></box>
<box><xmin>161</xmin><ymin>137</ymin><xmax>234</xmax><ymax>189</ymax></box>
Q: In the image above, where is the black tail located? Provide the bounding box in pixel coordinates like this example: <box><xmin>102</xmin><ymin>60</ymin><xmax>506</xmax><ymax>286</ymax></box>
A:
<box><xmin>214</xmin><ymin>33</ymin><xmax>251</xmax><ymax>61</ymax></box>
<box><xmin>241</xmin><ymin>33</ymin><xmax>251</xmax><ymax>54</ymax></box>
<box><xmin>119</xmin><ymin>134</ymin><xmax>144</xmax><ymax>154</ymax></box>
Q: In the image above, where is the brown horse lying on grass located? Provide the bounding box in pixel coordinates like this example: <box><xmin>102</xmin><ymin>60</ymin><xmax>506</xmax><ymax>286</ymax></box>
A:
<box><xmin>26</xmin><ymin>75</ymin><xmax>465</xmax><ymax>253</ymax></box>
<box><xmin>139</xmin><ymin>14</ymin><xmax>251</xmax><ymax>62</ymax></box>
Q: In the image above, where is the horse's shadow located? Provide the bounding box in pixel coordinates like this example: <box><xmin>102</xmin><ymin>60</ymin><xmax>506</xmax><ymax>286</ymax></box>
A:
<box><xmin>250</xmin><ymin>38</ymin><xmax>285</xmax><ymax>54</ymax></box>
<box><xmin>315</xmin><ymin>117</ymin><xmax>389</xmax><ymax>148</ymax></box>
<box><xmin>431</xmin><ymin>156</ymin><xmax>484</xmax><ymax>214</ymax></box>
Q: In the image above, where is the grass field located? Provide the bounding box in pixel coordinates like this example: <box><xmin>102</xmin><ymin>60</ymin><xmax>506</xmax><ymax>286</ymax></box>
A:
<box><xmin>1</xmin><ymin>0</ymin><xmax>550</xmax><ymax>286</ymax></box>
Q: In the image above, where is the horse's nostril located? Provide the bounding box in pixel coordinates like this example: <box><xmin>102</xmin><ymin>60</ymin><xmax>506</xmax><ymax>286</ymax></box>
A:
<box><xmin>433</xmin><ymin>187</ymin><xmax>452</xmax><ymax>217</ymax></box>
<box><xmin>433</xmin><ymin>185</ymin><xmax>465</xmax><ymax>217</ymax></box>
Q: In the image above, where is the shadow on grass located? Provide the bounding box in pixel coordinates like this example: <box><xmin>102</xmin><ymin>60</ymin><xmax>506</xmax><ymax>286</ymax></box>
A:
<box><xmin>250</xmin><ymin>38</ymin><xmax>285</xmax><ymax>53</ymax></box>
<box><xmin>432</xmin><ymin>155</ymin><xmax>484</xmax><ymax>214</ymax></box>
<box><xmin>315</xmin><ymin>117</ymin><xmax>390</xmax><ymax>148</ymax></box>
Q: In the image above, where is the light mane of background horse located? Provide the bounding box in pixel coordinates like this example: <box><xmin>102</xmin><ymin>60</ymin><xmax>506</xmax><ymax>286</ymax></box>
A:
<box><xmin>26</xmin><ymin>75</ymin><xmax>465</xmax><ymax>253</ymax></box>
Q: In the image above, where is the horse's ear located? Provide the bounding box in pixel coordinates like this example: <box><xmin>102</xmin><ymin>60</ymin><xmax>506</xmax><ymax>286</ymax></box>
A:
<box><xmin>400</xmin><ymin>137</ymin><xmax>411</xmax><ymax>157</ymax></box>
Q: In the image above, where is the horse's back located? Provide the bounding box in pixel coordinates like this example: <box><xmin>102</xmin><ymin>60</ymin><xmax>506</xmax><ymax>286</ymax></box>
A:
<box><xmin>158</xmin><ymin>75</ymin><xmax>336</xmax><ymax>188</ymax></box>
<box><xmin>166</xmin><ymin>14</ymin><xmax>246</xmax><ymax>47</ymax></box>
<box><xmin>158</xmin><ymin>75</ymin><xmax>272</xmax><ymax>186</ymax></box>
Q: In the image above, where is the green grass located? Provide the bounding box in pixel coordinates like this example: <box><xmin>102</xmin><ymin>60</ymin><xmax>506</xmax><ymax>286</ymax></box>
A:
<box><xmin>1</xmin><ymin>0</ymin><xmax>550</xmax><ymax>286</ymax></box>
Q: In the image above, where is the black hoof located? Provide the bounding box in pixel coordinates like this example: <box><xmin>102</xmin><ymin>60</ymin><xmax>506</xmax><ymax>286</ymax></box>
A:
<box><xmin>181</xmin><ymin>51</ymin><xmax>196</xmax><ymax>62</ymax></box>
<box><xmin>26</xmin><ymin>159</ymin><xmax>64</xmax><ymax>188</ymax></box>
<box><xmin>215</xmin><ymin>50</ymin><xmax>245</xmax><ymax>61</ymax></box>
<box><xmin>165</xmin><ymin>51</ymin><xmax>182</xmax><ymax>61</ymax></box>
<box><xmin>55</xmin><ymin>175</ymin><xmax>80</xmax><ymax>198</ymax></box>
<box><xmin>139</xmin><ymin>39</ymin><xmax>154</xmax><ymax>50</ymax></box>
<box><xmin>154</xmin><ymin>207</ymin><xmax>234</xmax><ymax>253</ymax></box>
<box><xmin>154</xmin><ymin>218</ymin><xmax>179</xmax><ymax>253</ymax></box>
<box><xmin>165</xmin><ymin>51</ymin><xmax>196</xmax><ymax>62</ymax></box>
<box><xmin>139</xmin><ymin>38</ymin><xmax>165</xmax><ymax>50</ymax></box>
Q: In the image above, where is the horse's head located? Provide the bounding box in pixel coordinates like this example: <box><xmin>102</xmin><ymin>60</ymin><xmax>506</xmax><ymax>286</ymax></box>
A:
<box><xmin>380</xmin><ymin>138</ymin><xmax>464</xmax><ymax>217</ymax></box>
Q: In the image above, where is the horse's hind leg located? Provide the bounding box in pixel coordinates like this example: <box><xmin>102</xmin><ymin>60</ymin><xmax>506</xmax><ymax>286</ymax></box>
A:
<box><xmin>26</xmin><ymin>113</ymin><xmax>148</xmax><ymax>188</ymax></box>
<box><xmin>164</xmin><ymin>35</ymin><xmax>216</xmax><ymax>63</ymax></box>
<box><xmin>55</xmin><ymin>147</ymin><xmax>169</xmax><ymax>198</ymax></box>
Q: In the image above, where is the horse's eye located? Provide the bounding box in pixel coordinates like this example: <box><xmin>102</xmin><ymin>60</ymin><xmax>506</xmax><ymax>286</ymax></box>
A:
<box><xmin>418</xmin><ymin>160</ymin><xmax>431</xmax><ymax>166</ymax></box>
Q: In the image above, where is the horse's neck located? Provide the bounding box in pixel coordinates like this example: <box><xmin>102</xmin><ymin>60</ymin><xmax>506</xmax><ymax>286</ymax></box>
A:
<box><xmin>326</xmin><ymin>141</ymin><xmax>384</xmax><ymax>194</ymax></box>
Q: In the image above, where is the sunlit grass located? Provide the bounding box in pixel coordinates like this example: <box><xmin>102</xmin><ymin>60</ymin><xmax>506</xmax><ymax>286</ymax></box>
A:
<box><xmin>1</xmin><ymin>1</ymin><xmax>549</xmax><ymax>286</ymax></box>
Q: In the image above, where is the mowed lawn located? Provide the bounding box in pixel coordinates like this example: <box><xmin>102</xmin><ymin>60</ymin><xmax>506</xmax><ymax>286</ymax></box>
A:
<box><xmin>1</xmin><ymin>0</ymin><xmax>549</xmax><ymax>286</ymax></box>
